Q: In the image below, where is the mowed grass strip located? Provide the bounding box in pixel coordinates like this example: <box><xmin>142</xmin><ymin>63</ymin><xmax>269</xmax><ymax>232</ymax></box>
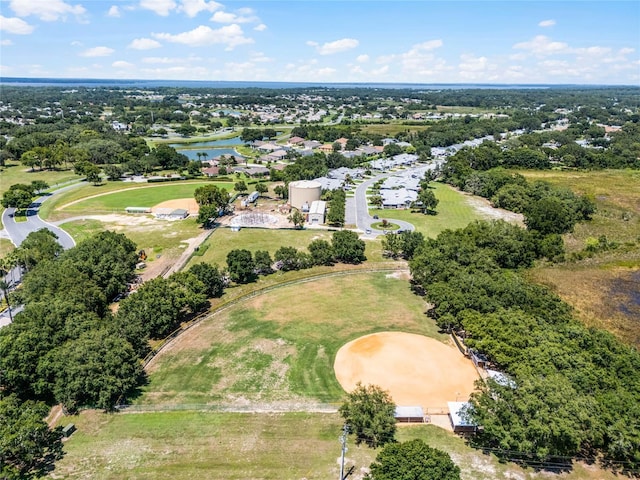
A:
<box><xmin>140</xmin><ymin>272</ymin><xmax>443</xmax><ymax>405</ymax></box>
<box><xmin>370</xmin><ymin>182</ymin><xmax>486</xmax><ymax>238</ymax></box>
<box><xmin>58</xmin><ymin>182</ymin><xmax>233</xmax><ymax>214</ymax></box>
<box><xmin>53</xmin><ymin>410</ymin><xmax>619</xmax><ymax>480</ymax></box>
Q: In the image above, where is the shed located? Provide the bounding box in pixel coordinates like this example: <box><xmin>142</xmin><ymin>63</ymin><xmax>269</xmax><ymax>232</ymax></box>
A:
<box><xmin>62</xmin><ymin>423</ymin><xmax>76</xmax><ymax>438</ymax></box>
<box><xmin>470</xmin><ymin>350</ymin><xmax>489</xmax><ymax>369</ymax></box>
<box><xmin>448</xmin><ymin>402</ymin><xmax>478</xmax><ymax>434</ymax></box>
<box><xmin>394</xmin><ymin>406</ymin><xmax>425</xmax><ymax>423</ymax></box>
<box><xmin>307</xmin><ymin>200</ymin><xmax>326</xmax><ymax>225</ymax></box>
<box><xmin>125</xmin><ymin>206</ymin><xmax>152</xmax><ymax>214</ymax></box>
<box><xmin>154</xmin><ymin>208</ymin><xmax>189</xmax><ymax>220</ymax></box>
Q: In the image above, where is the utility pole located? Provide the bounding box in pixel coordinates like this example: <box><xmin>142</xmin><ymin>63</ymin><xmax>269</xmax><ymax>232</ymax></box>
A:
<box><xmin>339</xmin><ymin>423</ymin><xmax>348</xmax><ymax>480</ymax></box>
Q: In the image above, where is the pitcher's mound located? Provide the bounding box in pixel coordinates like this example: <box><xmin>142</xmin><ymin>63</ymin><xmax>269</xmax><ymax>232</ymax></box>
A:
<box><xmin>334</xmin><ymin>332</ymin><xmax>479</xmax><ymax>407</ymax></box>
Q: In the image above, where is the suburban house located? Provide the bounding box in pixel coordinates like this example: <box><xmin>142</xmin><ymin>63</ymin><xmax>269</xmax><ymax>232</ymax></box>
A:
<box><xmin>380</xmin><ymin>188</ymin><xmax>418</xmax><ymax>208</ymax></box>
<box><xmin>202</xmin><ymin>166</ymin><xmax>219</xmax><ymax>177</ymax></box>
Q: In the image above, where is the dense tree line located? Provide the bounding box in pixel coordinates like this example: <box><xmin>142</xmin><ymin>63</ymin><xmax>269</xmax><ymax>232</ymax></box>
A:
<box><xmin>224</xmin><ymin>230</ymin><xmax>366</xmax><ymax>284</ymax></box>
<box><xmin>441</xmin><ymin>160</ymin><xmax>595</xmax><ymax>237</ymax></box>
<box><xmin>409</xmin><ymin>220</ymin><xmax>640</xmax><ymax>470</ymax></box>
<box><xmin>325</xmin><ymin>189</ymin><xmax>346</xmax><ymax>227</ymax></box>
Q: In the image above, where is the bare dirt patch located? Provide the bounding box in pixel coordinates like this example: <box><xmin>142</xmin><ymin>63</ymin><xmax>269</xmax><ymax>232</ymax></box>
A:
<box><xmin>465</xmin><ymin>194</ymin><xmax>524</xmax><ymax>225</ymax></box>
<box><xmin>334</xmin><ymin>332</ymin><xmax>479</xmax><ymax>408</ymax></box>
<box><xmin>152</xmin><ymin>197</ymin><xmax>200</xmax><ymax>213</ymax></box>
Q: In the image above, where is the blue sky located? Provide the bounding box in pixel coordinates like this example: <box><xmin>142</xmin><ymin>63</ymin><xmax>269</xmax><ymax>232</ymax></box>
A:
<box><xmin>1</xmin><ymin>0</ymin><xmax>639</xmax><ymax>84</ymax></box>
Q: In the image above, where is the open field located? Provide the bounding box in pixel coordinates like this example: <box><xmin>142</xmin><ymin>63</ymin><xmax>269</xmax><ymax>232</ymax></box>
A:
<box><xmin>139</xmin><ymin>272</ymin><xmax>443</xmax><ymax>405</ymax></box>
<box><xmin>187</xmin><ymin>227</ymin><xmax>385</xmax><ymax>268</ymax></box>
<box><xmin>59</xmin><ymin>216</ymin><xmax>205</xmax><ymax>276</ymax></box>
<box><xmin>51</xmin><ymin>410</ymin><xmax>621</xmax><ymax>480</ymax></box>
<box><xmin>360</xmin><ymin>123</ymin><xmax>431</xmax><ymax>136</ymax></box>
<box><xmin>370</xmin><ymin>182</ymin><xmax>493</xmax><ymax>238</ymax></box>
<box><xmin>520</xmin><ymin>169</ymin><xmax>640</xmax><ymax>347</ymax></box>
<box><xmin>39</xmin><ymin>181</ymin><xmax>233</xmax><ymax>220</ymax></box>
<box><xmin>52</xmin><ymin>182</ymin><xmax>230</xmax><ymax>217</ymax></box>
<box><xmin>0</xmin><ymin>161</ymin><xmax>78</xmax><ymax>197</ymax></box>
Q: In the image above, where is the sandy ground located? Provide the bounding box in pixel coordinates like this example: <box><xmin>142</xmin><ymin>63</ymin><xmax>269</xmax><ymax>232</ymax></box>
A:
<box><xmin>152</xmin><ymin>198</ymin><xmax>200</xmax><ymax>213</ymax></box>
<box><xmin>465</xmin><ymin>194</ymin><xmax>525</xmax><ymax>225</ymax></box>
<box><xmin>334</xmin><ymin>332</ymin><xmax>480</xmax><ymax>409</ymax></box>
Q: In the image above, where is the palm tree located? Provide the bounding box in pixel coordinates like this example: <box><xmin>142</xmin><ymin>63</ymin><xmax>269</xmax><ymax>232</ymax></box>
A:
<box><xmin>0</xmin><ymin>279</ymin><xmax>12</xmax><ymax>323</ymax></box>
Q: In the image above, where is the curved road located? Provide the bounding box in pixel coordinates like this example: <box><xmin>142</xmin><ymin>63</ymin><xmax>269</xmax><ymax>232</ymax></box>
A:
<box><xmin>2</xmin><ymin>187</ymin><xmax>80</xmax><ymax>250</ymax></box>
<box><xmin>352</xmin><ymin>163</ymin><xmax>441</xmax><ymax>237</ymax></box>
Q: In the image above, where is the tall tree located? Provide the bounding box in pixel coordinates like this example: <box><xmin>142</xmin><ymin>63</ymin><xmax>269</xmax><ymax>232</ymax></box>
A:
<box><xmin>366</xmin><ymin>439</ymin><xmax>461</xmax><ymax>480</ymax></box>
<box><xmin>0</xmin><ymin>394</ymin><xmax>64</xmax><ymax>479</ymax></box>
<box><xmin>339</xmin><ymin>383</ymin><xmax>396</xmax><ymax>448</ymax></box>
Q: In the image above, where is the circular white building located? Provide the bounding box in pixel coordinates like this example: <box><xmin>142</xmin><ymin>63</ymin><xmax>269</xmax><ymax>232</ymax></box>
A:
<box><xmin>288</xmin><ymin>180</ymin><xmax>322</xmax><ymax>210</ymax></box>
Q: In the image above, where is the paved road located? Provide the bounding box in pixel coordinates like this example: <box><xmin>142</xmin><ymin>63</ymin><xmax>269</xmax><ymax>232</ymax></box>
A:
<box><xmin>1</xmin><ymin>183</ymin><xmax>82</xmax><ymax>326</ymax></box>
<box><xmin>2</xmin><ymin>183</ymin><xmax>83</xmax><ymax>250</ymax></box>
<box><xmin>352</xmin><ymin>163</ymin><xmax>441</xmax><ymax>237</ymax></box>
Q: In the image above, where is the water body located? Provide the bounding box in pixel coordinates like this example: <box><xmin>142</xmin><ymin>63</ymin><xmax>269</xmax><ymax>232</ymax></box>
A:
<box><xmin>170</xmin><ymin>137</ymin><xmax>245</xmax><ymax>148</ymax></box>
<box><xmin>0</xmin><ymin>77</ymin><xmax>571</xmax><ymax>90</ymax></box>
<box><xmin>179</xmin><ymin>148</ymin><xmax>242</xmax><ymax>161</ymax></box>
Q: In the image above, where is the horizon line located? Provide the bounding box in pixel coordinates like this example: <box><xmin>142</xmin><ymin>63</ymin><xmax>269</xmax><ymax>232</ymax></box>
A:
<box><xmin>1</xmin><ymin>76</ymin><xmax>639</xmax><ymax>88</ymax></box>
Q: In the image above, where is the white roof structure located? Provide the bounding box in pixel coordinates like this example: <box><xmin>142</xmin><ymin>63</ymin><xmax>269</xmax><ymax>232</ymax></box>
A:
<box><xmin>381</xmin><ymin>188</ymin><xmax>417</xmax><ymax>207</ymax></box>
<box><xmin>486</xmin><ymin>369</ymin><xmax>517</xmax><ymax>388</ymax></box>
<box><xmin>394</xmin><ymin>406</ymin><xmax>424</xmax><ymax>418</ymax></box>
<box><xmin>309</xmin><ymin>200</ymin><xmax>326</xmax><ymax>215</ymax></box>
<box><xmin>448</xmin><ymin>402</ymin><xmax>476</xmax><ymax>428</ymax></box>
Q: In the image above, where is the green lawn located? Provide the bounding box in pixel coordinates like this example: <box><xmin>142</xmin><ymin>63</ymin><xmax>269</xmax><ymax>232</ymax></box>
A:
<box><xmin>0</xmin><ymin>238</ymin><xmax>15</xmax><ymax>260</ymax></box>
<box><xmin>0</xmin><ymin>161</ymin><xmax>78</xmax><ymax>197</ymax></box>
<box><xmin>60</xmin><ymin>217</ymin><xmax>205</xmax><ymax>264</ymax></box>
<box><xmin>139</xmin><ymin>272</ymin><xmax>444</xmax><ymax>405</ymax></box>
<box><xmin>370</xmin><ymin>182</ymin><xmax>486</xmax><ymax>238</ymax></box>
<box><xmin>54</xmin><ymin>182</ymin><xmax>232</xmax><ymax>216</ymax></box>
<box><xmin>52</xmin><ymin>410</ymin><xmax>619</xmax><ymax>480</ymax></box>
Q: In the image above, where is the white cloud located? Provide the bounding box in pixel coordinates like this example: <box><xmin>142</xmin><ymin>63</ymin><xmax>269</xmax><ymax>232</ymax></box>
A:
<box><xmin>459</xmin><ymin>54</ymin><xmax>491</xmax><ymax>73</ymax></box>
<box><xmin>619</xmin><ymin>47</ymin><xmax>635</xmax><ymax>55</ymax></box>
<box><xmin>211</xmin><ymin>10</ymin><xmax>257</xmax><ymax>24</ymax></box>
<box><xmin>513</xmin><ymin>35</ymin><xmax>569</xmax><ymax>56</ymax></box>
<box><xmin>112</xmin><ymin>60</ymin><xmax>134</xmax><ymax>68</ymax></box>
<box><xmin>538</xmin><ymin>19</ymin><xmax>556</xmax><ymax>27</ymax></box>
<box><xmin>152</xmin><ymin>24</ymin><xmax>253</xmax><ymax>49</ymax></box>
<box><xmin>107</xmin><ymin>6</ymin><xmax>120</xmax><ymax>17</ymax></box>
<box><xmin>139</xmin><ymin>0</ymin><xmax>176</xmax><ymax>16</ymax></box>
<box><xmin>79</xmin><ymin>46</ymin><xmax>114</xmax><ymax>57</ymax></box>
<box><xmin>254</xmin><ymin>23</ymin><xmax>267</xmax><ymax>31</ymax></box>
<box><xmin>9</xmin><ymin>0</ymin><xmax>86</xmax><ymax>21</ymax></box>
<box><xmin>309</xmin><ymin>38</ymin><xmax>359</xmax><ymax>55</ymax></box>
<box><xmin>128</xmin><ymin>38</ymin><xmax>162</xmax><ymax>50</ymax></box>
<box><xmin>0</xmin><ymin>15</ymin><xmax>35</xmax><ymax>34</ymax></box>
<box><xmin>142</xmin><ymin>57</ymin><xmax>190</xmax><ymax>64</ymax></box>
<box><xmin>70</xmin><ymin>40</ymin><xmax>82</xmax><ymax>46</ymax></box>
<box><xmin>178</xmin><ymin>0</ymin><xmax>222</xmax><ymax>17</ymax></box>
<box><xmin>1</xmin><ymin>39</ymin><xmax>14</xmax><ymax>46</ymax></box>
<box><xmin>356</xmin><ymin>54</ymin><xmax>369</xmax><ymax>63</ymax></box>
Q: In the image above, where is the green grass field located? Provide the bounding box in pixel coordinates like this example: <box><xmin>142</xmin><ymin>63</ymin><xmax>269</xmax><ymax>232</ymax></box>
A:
<box><xmin>370</xmin><ymin>182</ymin><xmax>486</xmax><ymax>238</ymax></box>
<box><xmin>52</xmin><ymin>410</ymin><xmax>620</xmax><ymax>480</ymax></box>
<box><xmin>60</xmin><ymin>217</ymin><xmax>205</xmax><ymax>265</ymax></box>
<box><xmin>39</xmin><ymin>181</ymin><xmax>235</xmax><ymax>220</ymax></box>
<box><xmin>49</xmin><ymin>182</ymin><xmax>233</xmax><ymax>217</ymax></box>
<box><xmin>139</xmin><ymin>272</ymin><xmax>442</xmax><ymax>405</ymax></box>
<box><xmin>0</xmin><ymin>161</ymin><xmax>78</xmax><ymax>197</ymax></box>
